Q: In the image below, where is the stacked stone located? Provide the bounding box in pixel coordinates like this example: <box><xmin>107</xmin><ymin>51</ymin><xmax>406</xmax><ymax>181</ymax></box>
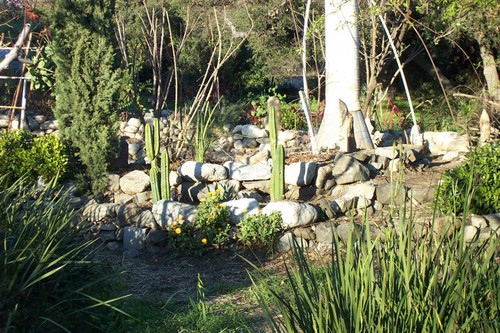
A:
<box><xmin>0</xmin><ymin>111</ymin><xmax>59</xmax><ymax>136</ymax></box>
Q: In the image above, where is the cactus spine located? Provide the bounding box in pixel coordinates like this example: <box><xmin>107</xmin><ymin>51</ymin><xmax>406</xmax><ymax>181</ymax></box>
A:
<box><xmin>145</xmin><ymin>118</ymin><xmax>170</xmax><ymax>203</ymax></box>
<box><xmin>269</xmin><ymin>105</ymin><xmax>285</xmax><ymax>201</ymax></box>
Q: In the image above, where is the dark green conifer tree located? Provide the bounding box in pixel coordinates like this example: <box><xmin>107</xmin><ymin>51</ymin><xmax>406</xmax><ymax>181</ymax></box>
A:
<box><xmin>51</xmin><ymin>0</ymin><xmax>123</xmax><ymax>194</ymax></box>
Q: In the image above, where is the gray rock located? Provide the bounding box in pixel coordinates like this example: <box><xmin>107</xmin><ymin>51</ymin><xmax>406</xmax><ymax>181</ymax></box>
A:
<box><xmin>278</xmin><ymin>131</ymin><xmax>296</xmax><ymax>143</ymax></box>
<box><xmin>224</xmin><ymin>161</ymin><xmax>272</xmax><ymax>181</ymax></box>
<box><xmin>469</xmin><ymin>214</ymin><xmax>488</xmax><ymax>229</ymax></box>
<box><xmin>315</xmin><ymin>165</ymin><xmax>333</xmax><ymax>189</ymax></box>
<box><xmin>237</xmin><ymin>190</ymin><xmax>264</xmax><ymax>202</ymax></box>
<box><xmin>408</xmin><ymin>187</ymin><xmax>435</xmax><ymax>204</ymax></box>
<box><xmin>107</xmin><ymin>173</ymin><xmax>121</xmax><ymax>192</ymax></box>
<box><xmin>152</xmin><ymin>200</ymin><xmax>197</xmax><ymax>229</ymax></box>
<box><xmin>248</xmin><ymin>150</ymin><xmax>270</xmax><ymax>165</ymax></box>
<box><xmin>178</xmin><ymin>161</ymin><xmax>228</xmax><ymax>182</ymax></box>
<box><xmin>276</xmin><ymin>233</ymin><xmax>309</xmax><ymax>252</ymax></box>
<box><xmin>100</xmin><ymin>231</ymin><xmax>117</xmax><ymax>242</ymax></box>
<box><xmin>116</xmin><ymin>204</ymin><xmax>144</xmax><ymax>227</ymax></box>
<box><xmin>374</xmin><ymin>147</ymin><xmax>400</xmax><ymax>160</ymax></box>
<box><xmin>241</xmin><ymin>180</ymin><xmax>270</xmax><ymax>193</ymax></box>
<box><xmin>233</xmin><ymin>124</ymin><xmax>243</xmax><ymax>133</ymax></box>
<box><xmin>146</xmin><ymin>230</ymin><xmax>167</xmax><ymax>244</ymax></box>
<box><xmin>262</xmin><ymin>201</ymin><xmax>318</xmax><ymax>229</ymax></box>
<box><xmin>336</xmin><ymin>223</ymin><xmax>361</xmax><ymax>244</ymax></box>
<box><xmin>293</xmin><ymin>227</ymin><xmax>316</xmax><ymax>240</ymax></box>
<box><xmin>169</xmin><ymin>171</ymin><xmax>182</xmax><ymax>186</ymax></box>
<box><xmin>223</xmin><ymin>198</ymin><xmax>260</xmax><ymax>224</ymax></box>
<box><xmin>137</xmin><ymin>210</ymin><xmax>159</xmax><ymax>230</ymax></box>
<box><xmin>82</xmin><ymin>203</ymin><xmax>120</xmax><ymax>223</ymax></box>
<box><xmin>134</xmin><ymin>191</ymin><xmax>152</xmax><ymax>205</ymax></box>
<box><xmin>241</xmin><ymin>124</ymin><xmax>267</xmax><ymax>139</ymax></box>
<box><xmin>100</xmin><ymin>222</ymin><xmax>117</xmax><ymax>231</ymax></box>
<box><xmin>120</xmin><ymin>170</ymin><xmax>151</xmax><ymax>195</ymax></box>
<box><xmin>234</xmin><ymin>140</ymin><xmax>244</xmax><ymax>151</ymax></box>
<box><xmin>106</xmin><ymin>241</ymin><xmax>121</xmax><ymax>251</ymax></box>
<box><xmin>464</xmin><ymin>225</ymin><xmax>479</xmax><ymax>243</ymax></box>
<box><xmin>332</xmin><ymin>154</ymin><xmax>370</xmax><ymax>185</ymax></box>
<box><xmin>343</xmin><ymin>182</ymin><xmax>376</xmax><ymax>201</ymax></box>
<box><xmin>375</xmin><ymin>183</ymin><xmax>407</xmax><ymax>205</ymax></box>
<box><xmin>39</xmin><ymin>119</ymin><xmax>59</xmax><ymax>130</ymax></box>
<box><xmin>423</xmin><ymin>131</ymin><xmax>470</xmax><ymax>153</ymax></box>
<box><xmin>242</xmin><ymin>138</ymin><xmax>258</xmax><ymax>148</ymax></box>
<box><xmin>123</xmin><ymin>227</ymin><xmax>147</xmax><ymax>252</ymax></box>
<box><xmin>33</xmin><ymin>114</ymin><xmax>47</xmax><ymax>124</ymax></box>
<box><xmin>353</xmin><ymin>151</ymin><xmax>370</xmax><ymax>163</ymax></box>
<box><xmin>285</xmin><ymin>162</ymin><xmax>318</xmax><ymax>186</ymax></box>
<box><xmin>179</xmin><ymin>182</ymin><xmax>206</xmax><ymax>202</ymax></box>
<box><xmin>484</xmin><ymin>214</ymin><xmax>500</xmax><ymax>232</ymax></box>
<box><xmin>0</xmin><ymin>114</ymin><xmax>9</xmax><ymax>127</ymax></box>
<box><xmin>315</xmin><ymin>222</ymin><xmax>336</xmax><ymax>244</ymax></box>
<box><xmin>115</xmin><ymin>193</ymin><xmax>134</xmax><ymax>205</ymax></box>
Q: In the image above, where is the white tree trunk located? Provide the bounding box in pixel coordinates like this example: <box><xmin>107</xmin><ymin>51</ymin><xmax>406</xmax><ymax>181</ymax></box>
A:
<box><xmin>478</xmin><ymin>42</ymin><xmax>500</xmax><ymax>101</ymax></box>
<box><xmin>316</xmin><ymin>0</ymin><xmax>362</xmax><ymax>151</ymax></box>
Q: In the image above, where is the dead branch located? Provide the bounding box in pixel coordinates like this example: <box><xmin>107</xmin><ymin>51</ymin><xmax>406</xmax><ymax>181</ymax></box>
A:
<box><xmin>0</xmin><ymin>24</ymin><xmax>31</xmax><ymax>72</ymax></box>
<box><xmin>453</xmin><ymin>92</ymin><xmax>500</xmax><ymax>108</ymax></box>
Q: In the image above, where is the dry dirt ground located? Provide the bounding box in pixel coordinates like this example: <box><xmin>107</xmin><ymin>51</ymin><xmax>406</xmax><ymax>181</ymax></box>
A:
<box><xmin>99</xmin><ymin>149</ymin><xmax>467</xmax><ymax>330</ymax></box>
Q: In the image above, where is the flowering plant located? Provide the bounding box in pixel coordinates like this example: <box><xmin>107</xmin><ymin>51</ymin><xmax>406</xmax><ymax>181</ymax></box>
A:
<box><xmin>195</xmin><ymin>189</ymin><xmax>232</xmax><ymax>250</ymax></box>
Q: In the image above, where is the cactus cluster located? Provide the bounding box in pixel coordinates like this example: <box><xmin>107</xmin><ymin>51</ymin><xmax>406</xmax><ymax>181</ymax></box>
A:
<box><xmin>268</xmin><ymin>105</ymin><xmax>285</xmax><ymax>201</ymax></box>
<box><xmin>145</xmin><ymin>118</ymin><xmax>170</xmax><ymax>203</ymax></box>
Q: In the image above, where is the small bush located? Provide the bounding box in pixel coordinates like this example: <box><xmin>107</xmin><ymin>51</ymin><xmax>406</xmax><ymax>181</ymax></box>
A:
<box><xmin>168</xmin><ymin>189</ymin><xmax>232</xmax><ymax>254</ymax></box>
<box><xmin>237</xmin><ymin>212</ymin><xmax>282</xmax><ymax>250</ymax></box>
<box><xmin>0</xmin><ymin>130</ymin><xmax>70</xmax><ymax>185</ymax></box>
<box><xmin>437</xmin><ymin>141</ymin><xmax>500</xmax><ymax>215</ymax></box>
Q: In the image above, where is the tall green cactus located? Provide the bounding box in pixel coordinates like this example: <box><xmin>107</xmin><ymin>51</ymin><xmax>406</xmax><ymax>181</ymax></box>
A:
<box><xmin>268</xmin><ymin>105</ymin><xmax>285</xmax><ymax>201</ymax></box>
<box><xmin>145</xmin><ymin>118</ymin><xmax>170</xmax><ymax>203</ymax></box>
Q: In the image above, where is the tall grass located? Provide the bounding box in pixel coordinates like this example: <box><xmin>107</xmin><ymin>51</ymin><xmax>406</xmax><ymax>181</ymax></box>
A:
<box><xmin>249</xmin><ymin>177</ymin><xmax>500</xmax><ymax>332</ymax></box>
<box><xmin>0</xmin><ymin>176</ymin><xmax>130</xmax><ymax>332</ymax></box>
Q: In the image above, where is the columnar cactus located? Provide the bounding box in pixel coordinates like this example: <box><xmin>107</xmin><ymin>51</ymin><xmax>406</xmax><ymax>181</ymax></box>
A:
<box><xmin>145</xmin><ymin>118</ymin><xmax>170</xmax><ymax>202</ymax></box>
<box><xmin>268</xmin><ymin>105</ymin><xmax>285</xmax><ymax>201</ymax></box>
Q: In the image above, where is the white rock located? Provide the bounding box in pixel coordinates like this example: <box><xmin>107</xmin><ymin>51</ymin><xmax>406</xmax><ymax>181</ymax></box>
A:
<box><xmin>285</xmin><ymin>162</ymin><xmax>318</xmax><ymax>186</ymax></box>
<box><xmin>262</xmin><ymin>201</ymin><xmax>318</xmax><ymax>229</ymax></box>
<box><xmin>374</xmin><ymin>147</ymin><xmax>400</xmax><ymax>160</ymax></box>
<box><xmin>423</xmin><ymin>131</ymin><xmax>470</xmax><ymax>153</ymax></box>
<box><xmin>127</xmin><ymin>117</ymin><xmax>141</xmax><ymax>128</ymax></box>
<box><xmin>241</xmin><ymin>124</ymin><xmax>267</xmax><ymax>139</ymax></box>
<box><xmin>223</xmin><ymin>198</ymin><xmax>260</xmax><ymax>224</ymax></box>
<box><xmin>39</xmin><ymin>119</ymin><xmax>58</xmax><ymax>130</ymax></box>
<box><xmin>151</xmin><ymin>200</ymin><xmax>197</xmax><ymax>229</ymax></box>
<box><xmin>278</xmin><ymin>131</ymin><xmax>295</xmax><ymax>143</ymax></box>
<box><xmin>178</xmin><ymin>161</ymin><xmax>228</xmax><ymax>182</ymax></box>
<box><xmin>224</xmin><ymin>161</ymin><xmax>272</xmax><ymax>181</ymax></box>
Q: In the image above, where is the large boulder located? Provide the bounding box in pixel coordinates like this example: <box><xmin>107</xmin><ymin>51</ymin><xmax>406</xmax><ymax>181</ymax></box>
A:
<box><xmin>241</xmin><ymin>124</ymin><xmax>268</xmax><ymax>139</ymax></box>
<box><xmin>120</xmin><ymin>170</ymin><xmax>151</xmax><ymax>195</ymax></box>
<box><xmin>331</xmin><ymin>154</ymin><xmax>370</xmax><ymax>185</ymax></box>
<box><xmin>285</xmin><ymin>162</ymin><xmax>318</xmax><ymax>186</ymax></box>
<box><xmin>423</xmin><ymin>131</ymin><xmax>470</xmax><ymax>153</ymax></box>
<box><xmin>178</xmin><ymin>161</ymin><xmax>228</xmax><ymax>182</ymax></box>
<box><xmin>224</xmin><ymin>161</ymin><xmax>272</xmax><ymax>181</ymax></box>
<box><xmin>223</xmin><ymin>198</ymin><xmax>260</xmax><ymax>224</ymax></box>
<box><xmin>262</xmin><ymin>201</ymin><xmax>318</xmax><ymax>229</ymax></box>
<box><xmin>152</xmin><ymin>200</ymin><xmax>197</xmax><ymax>229</ymax></box>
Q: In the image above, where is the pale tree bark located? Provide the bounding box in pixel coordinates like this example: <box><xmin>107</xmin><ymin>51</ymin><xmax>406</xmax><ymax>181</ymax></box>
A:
<box><xmin>478</xmin><ymin>41</ymin><xmax>500</xmax><ymax>101</ymax></box>
<box><xmin>316</xmin><ymin>0</ymin><xmax>373</xmax><ymax>151</ymax></box>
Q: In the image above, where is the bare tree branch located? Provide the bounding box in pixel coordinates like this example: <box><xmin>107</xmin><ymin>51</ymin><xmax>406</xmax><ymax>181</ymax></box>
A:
<box><xmin>0</xmin><ymin>23</ymin><xmax>31</xmax><ymax>72</ymax></box>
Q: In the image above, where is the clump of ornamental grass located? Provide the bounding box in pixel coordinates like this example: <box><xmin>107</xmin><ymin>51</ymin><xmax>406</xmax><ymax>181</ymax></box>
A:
<box><xmin>248</xmin><ymin>173</ymin><xmax>500</xmax><ymax>332</ymax></box>
<box><xmin>0</xmin><ymin>176</ymin><xmax>130</xmax><ymax>332</ymax></box>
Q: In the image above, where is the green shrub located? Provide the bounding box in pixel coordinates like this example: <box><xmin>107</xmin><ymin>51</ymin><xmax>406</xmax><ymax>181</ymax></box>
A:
<box><xmin>0</xmin><ymin>177</ymin><xmax>129</xmax><ymax>332</ymax></box>
<box><xmin>168</xmin><ymin>189</ymin><xmax>232</xmax><ymax>254</ymax></box>
<box><xmin>437</xmin><ymin>141</ymin><xmax>500</xmax><ymax>215</ymax></box>
<box><xmin>0</xmin><ymin>130</ymin><xmax>70</xmax><ymax>185</ymax></box>
<box><xmin>52</xmin><ymin>0</ymin><xmax>124</xmax><ymax>194</ymax></box>
<box><xmin>280</xmin><ymin>103</ymin><xmax>307</xmax><ymax>131</ymax></box>
<box><xmin>237</xmin><ymin>212</ymin><xmax>282</xmax><ymax>250</ymax></box>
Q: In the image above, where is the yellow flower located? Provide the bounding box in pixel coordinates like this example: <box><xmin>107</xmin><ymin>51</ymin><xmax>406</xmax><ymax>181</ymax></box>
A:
<box><xmin>175</xmin><ymin>227</ymin><xmax>182</xmax><ymax>234</ymax></box>
<box><xmin>209</xmin><ymin>216</ymin><xmax>213</xmax><ymax>220</ymax></box>
<box><xmin>200</xmin><ymin>198</ymin><xmax>206</xmax><ymax>202</ymax></box>
<box><xmin>216</xmin><ymin>188</ymin><xmax>222</xmax><ymax>193</ymax></box>
<box><xmin>219</xmin><ymin>204</ymin><xmax>226</xmax><ymax>208</ymax></box>
<box><xmin>201</xmin><ymin>238</ymin><xmax>207</xmax><ymax>244</ymax></box>
<box><xmin>211</xmin><ymin>196</ymin><xmax>217</xmax><ymax>200</ymax></box>
<box><xmin>207</xmin><ymin>191</ymin><xmax>212</xmax><ymax>196</ymax></box>
<box><xmin>178</xmin><ymin>215</ymin><xmax>184</xmax><ymax>220</ymax></box>
<box><xmin>243</xmin><ymin>209</ymin><xmax>247</xmax><ymax>213</ymax></box>
<box><xmin>217</xmin><ymin>227</ymin><xmax>222</xmax><ymax>231</ymax></box>
<box><xmin>258</xmin><ymin>209</ymin><xmax>262</xmax><ymax>213</ymax></box>
<box><xmin>213</xmin><ymin>244</ymin><xmax>220</xmax><ymax>249</ymax></box>
<box><xmin>225</xmin><ymin>218</ymin><xmax>230</xmax><ymax>222</ymax></box>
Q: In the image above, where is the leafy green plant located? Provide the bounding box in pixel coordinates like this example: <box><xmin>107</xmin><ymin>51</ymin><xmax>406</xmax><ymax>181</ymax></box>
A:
<box><xmin>237</xmin><ymin>212</ymin><xmax>282</xmax><ymax>250</ymax></box>
<box><xmin>191</xmin><ymin>101</ymin><xmax>219</xmax><ymax>163</ymax></box>
<box><xmin>168</xmin><ymin>189</ymin><xmax>232</xmax><ymax>255</ymax></box>
<box><xmin>0</xmin><ymin>177</ymin><xmax>130</xmax><ymax>332</ymax></box>
<box><xmin>249</xmin><ymin>179</ymin><xmax>500</xmax><ymax>332</ymax></box>
<box><xmin>0</xmin><ymin>130</ymin><xmax>70</xmax><ymax>185</ymax></box>
<box><xmin>437</xmin><ymin>141</ymin><xmax>500</xmax><ymax>215</ymax></box>
<box><xmin>195</xmin><ymin>189</ymin><xmax>232</xmax><ymax>250</ymax></box>
<box><xmin>280</xmin><ymin>103</ymin><xmax>308</xmax><ymax>131</ymax></box>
